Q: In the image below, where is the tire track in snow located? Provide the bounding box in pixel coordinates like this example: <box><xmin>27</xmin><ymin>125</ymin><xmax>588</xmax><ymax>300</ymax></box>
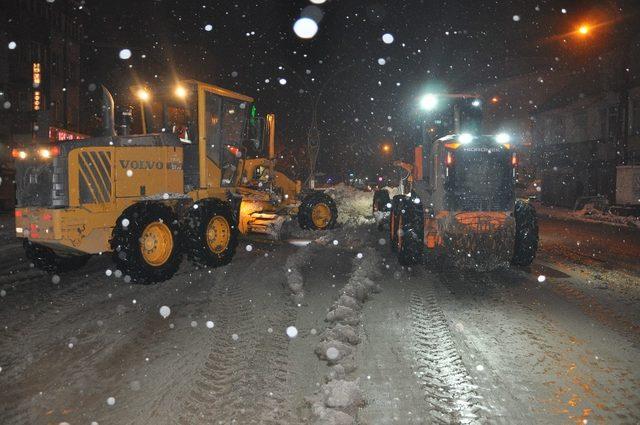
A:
<box><xmin>408</xmin><ymin>282</ymin><xmax>483</xmax><ymax>424</ymax></box>
<box><xmin>178</xmin><ymin>252</ymin><xmax>297</xmax><ymax>424</ymax></box>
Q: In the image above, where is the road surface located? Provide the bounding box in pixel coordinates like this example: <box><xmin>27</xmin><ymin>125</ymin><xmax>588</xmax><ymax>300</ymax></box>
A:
<box><xmin>0</xmin><ymin>214</ymin><xmax>639</xmax><ymax>424</ymax></box>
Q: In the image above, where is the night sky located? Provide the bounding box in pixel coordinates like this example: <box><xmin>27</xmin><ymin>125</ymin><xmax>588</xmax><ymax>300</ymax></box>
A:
<box><xmin>77</xmin><ymin>0</ymin><xmax>629</xmax><ymax>180</ymax></box>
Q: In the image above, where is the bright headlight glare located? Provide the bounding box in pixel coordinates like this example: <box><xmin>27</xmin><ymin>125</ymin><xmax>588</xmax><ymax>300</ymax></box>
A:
<box><xmin>420</xmin><ymin>94</ymin><xmax>438</xmax><ymax>111</ymax></box>
<box><xmin>459</xmin><ymin>133</ymin><xmax>473</xmax><ymax>144</ymax></box>
<box><xmin>496</xmin><ymin>133</ymin><xmax>511</xmax><ymax>144</ymax></box>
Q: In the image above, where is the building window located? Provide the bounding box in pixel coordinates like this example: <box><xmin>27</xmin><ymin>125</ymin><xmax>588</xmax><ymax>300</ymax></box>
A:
<box><xmin>600</xmin><ymin>106</ymin><xmax>618</xmax><ymax>141</ymax></box>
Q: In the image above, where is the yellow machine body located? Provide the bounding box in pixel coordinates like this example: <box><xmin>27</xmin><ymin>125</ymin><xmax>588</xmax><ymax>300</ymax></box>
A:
<box><xmin>15</xmin><ymin>80</ymin><xmax>306</xmax><ymax>255</ymax></box>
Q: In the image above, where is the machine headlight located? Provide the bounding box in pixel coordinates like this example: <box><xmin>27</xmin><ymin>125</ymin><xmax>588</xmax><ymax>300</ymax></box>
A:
<box><xmin>496</xmin><ymin>133</ymin><xmax>511</xmax><ymax>144</ymax></box>
<box><xmin>459</xmin><ymin>133</ymin><xmax>473</xmax><ymax>144</ymax></box>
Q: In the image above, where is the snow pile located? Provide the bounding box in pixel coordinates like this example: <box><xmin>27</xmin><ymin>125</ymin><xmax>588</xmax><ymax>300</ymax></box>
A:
<box><xmin>307</xmin><ymin>247</ymin><xmax>382</xmax><ymax>423</ymax></box>
<box><xmin>325</xmin><ymin>184</ymin><xmax>374</xmax><ymax>227</ymax></box>
<box><xmin>534</xmin><ymin>202</ymin><xmax>640</xmax><ymax>228</ymax></box>
<box><xmin>284</xmin><ymin>242</ymin><xmax>318</xmax><ymax>304</ymax></box>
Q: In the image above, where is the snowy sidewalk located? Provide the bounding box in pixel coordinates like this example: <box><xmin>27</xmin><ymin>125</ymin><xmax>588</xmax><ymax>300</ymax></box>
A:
<box><xmin>533</xmin><ymin>202</ymin><xmax>640</xmax><ymax>229</ymax></box>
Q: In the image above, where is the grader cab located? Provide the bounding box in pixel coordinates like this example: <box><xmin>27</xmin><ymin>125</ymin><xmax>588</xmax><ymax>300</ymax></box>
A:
<box><xmin>13</xmin><ymin>80</ymin><xmax>336</xmax><ymax>283</ymax></box>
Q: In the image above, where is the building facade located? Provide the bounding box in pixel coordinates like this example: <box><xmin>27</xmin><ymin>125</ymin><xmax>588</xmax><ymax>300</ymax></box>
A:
<box><xmin>0</xmin><ymin>0</ymin><xmax>83</xmax><ymax>147</ymax></box>
<box><xmin>0</xmin><ymin>0</ymin><xmax>84</xmax><ymax>209</ymax></box>
<box><xmin>532</xmin><ymin>73</ymin><xmax>640</xmax><ymax>208</ymax></box>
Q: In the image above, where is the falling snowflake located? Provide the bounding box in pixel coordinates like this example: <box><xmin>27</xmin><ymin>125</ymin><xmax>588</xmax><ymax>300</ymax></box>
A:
<box><xmin>119</xmin><ymin>49</ymin><xmax>132</xmax><ymax>60</ymax></box>
<box><xmin>105</xmin><ymin>269</ymin><xmax>113</xmax><ymax>277</ymax></box>
<box><xmin>293</xmin><ymin>17</ymin><xmax>319</xmax><ymax>39</ymax></box>
<box><xmin>190</xmin><ymin>321</ymin><xmax>198</xmax><ymax>328</ymax></box>
<box><xmin>382</xmin><ymin>33</ymin><xmax>394</xmax><ymax>44</ymax></box>
<box><xmin>204</xmin><ymin>24</ymin><xmax>213</xmax><ymax>32</ymax></box>
<box><xmin>51</xmin><ymin>275</ymin><xmax>60</xmax><ymax>284</ymax></box>
<box><xmin>106</xmin><ymin>396</ymin><xmax>116</xmax><ymax>406</ymax></box>
<box><xmin>121</xmin><ymin>218</ymin><xmax>130</xmax><ymax>227</ymax></box>
<box><xmin>232</xmin><ymin>333</ymin><xmax>239</xmax><ymax>341</ymax></box>
<box><xmin>377</xmin><ymin>58</ymin><xmax>386</xmax><ymax>66</ymax></box>
<box><xmin>332</xmin><ymin>240</ymin><xmax>339</xmax><ymax>246</ymax></box>
<box><xmin>246</xmin><ymin>244</ymin><xmax>253</xmax><ymax>252</ymax></box>
<box><xmin>159</xmin><ymin>305</ymin><xmax>171</xmax><ymax>318</ymax></box>
<box><xmin>206</xmin><ymin>321</ymin><xmax>214</xmax><ymax>329</ymax></box>
<box><xmin>326</xmin><ymin>346</ymin><xmax>339</xmax><ymax>360</ymax></box>
<box><xmin>286</xmin><ymin>326</ymin><xmax>298</xmax><ymax>338</ymax></box>
<box><xmin>8</xmin><ymin>41</ymin><xmax>17</xmax><ymax>50</ymax></box>
<box><xmin>356</xmin><ymin>252</ymin><xmax>363</xmax><ymax>259</ymax></box>
<box><xmin>537</xmin><ymin>275</ymin><xmax>546</xmax><ymax>283</ymax></box>
<box><xmin>476</xmin><ymin>365</ymin><xmax>484</xmax><ymax>371</ymax></box>
<box><xmin>278</xmin><ymin>78</ymin><xmax>287</xmax><ymax>85</ymax></box>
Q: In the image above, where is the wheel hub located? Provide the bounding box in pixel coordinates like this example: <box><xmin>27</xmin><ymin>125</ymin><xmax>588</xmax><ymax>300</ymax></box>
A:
<box><xmin>140</xmin><ymin>221</ymin><xmax>173</xmax><ymax>266</ymax></box>
<box><xmin>207</xmin><ymin>216</ymin><xmax>231</xmax><ymax>254</ymax></box>
<box><xmin>311</xmin><ymin>203</ymin><xmax>331</xmax><ymax>228</ymax></box>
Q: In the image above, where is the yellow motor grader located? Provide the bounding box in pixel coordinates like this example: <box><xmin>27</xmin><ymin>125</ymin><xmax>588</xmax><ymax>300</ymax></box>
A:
<box><xmin>378</xmin><ymin>95</ymin><xmax>538</xmax><ymax>270</ymax></box>
<box><xmin>13</xmin><ymin>80</ymin><xmax>337</xmax><ymax>283</ymax></box>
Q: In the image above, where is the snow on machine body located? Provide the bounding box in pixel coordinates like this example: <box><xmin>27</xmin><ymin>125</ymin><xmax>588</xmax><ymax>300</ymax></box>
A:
<box><xmin>13</xmin><ymin>80</ymin><xmax>336</xmax><ymax>283</ymax></box>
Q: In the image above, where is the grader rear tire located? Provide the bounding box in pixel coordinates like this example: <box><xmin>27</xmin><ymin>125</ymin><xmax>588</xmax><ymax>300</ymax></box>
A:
<box><xmin>373</xmin><ymin>189</ymin><xmax>391</xmax><ymax>213</ymax></box>
<box><xmin>389</xmin><ymin>195</ymin><xmax>407</xmax><ymax>252</ymax></box>
<box><xmin>397</xmin><ymin>201</ymin><xmax>423</xmax><ymax>266</ymax></box>
<box><xmin>298</xmin><ymin>192</ymin><xmax>338</xmax><ymax>230</ymax></box>
<box><xmin>185</xmin><ymin>199</ymin><xmax>238</xmax><ymax>268</ymax></box>
<box><xmin>511</xmin><ymin>200</ymin><xmax>539</xmax><ymax>266</ymax></box>
<box><xmin>111</xmin><ymin>203</ymin><xmax>183</xmax><ymax>284</ymax></box>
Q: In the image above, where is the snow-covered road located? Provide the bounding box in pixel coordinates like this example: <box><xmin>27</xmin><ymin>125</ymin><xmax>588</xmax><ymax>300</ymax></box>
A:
<box><xmin>0</xmin><ymin>209</ymin><xmax>639</xmax><ymax>424</ymax></box>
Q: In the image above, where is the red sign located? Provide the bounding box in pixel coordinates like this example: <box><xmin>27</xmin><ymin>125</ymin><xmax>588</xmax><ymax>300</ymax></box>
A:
<box><xmin>48</xmin><ymin>127</ymin><xmax>88</xmax><ymax>143</ymax></box>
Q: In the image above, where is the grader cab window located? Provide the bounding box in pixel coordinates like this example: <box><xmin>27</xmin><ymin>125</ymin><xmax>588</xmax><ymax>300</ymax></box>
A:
<box><xmin>204</xmin><ymin>92</ymin><xmax>223</xmax><ymax>166</ymax></box>
<box><xmin>220</xmin><ymin>99</ymin><xmax>249</xmax><ymax>186</ymax></box>
<box><xmin>166</xmin><ymin>105</ymin><xmax>192</xmax><ymax>143</ymax></box>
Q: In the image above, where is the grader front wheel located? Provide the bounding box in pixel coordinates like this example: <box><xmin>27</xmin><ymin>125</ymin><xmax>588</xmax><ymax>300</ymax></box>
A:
<box><xmin>298</xmin><ymin>192</ymin><xmax>338</xmax><ymax>230</ymax></box>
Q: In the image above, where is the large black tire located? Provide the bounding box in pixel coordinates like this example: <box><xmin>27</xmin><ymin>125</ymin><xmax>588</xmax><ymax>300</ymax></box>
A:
<box><xmin>184</xmin><ymin>199</ymin><xmax>239</xmax><ymax>268</ymax></box>
<box><xmin>397</xmin><ymin>200</ymin><xmax>424</xmax><ymax>266</ymax></box>
<box><xmin>389</xmin><ymin>195</ymin><xmax>407</xmax><ymax>252</ymax></box>
<box><xmin>298</xmin><ymin>191</ymin><xmax>338</xmax><ymax>230</ymax></box>
<box><xmin>23</xmin><ymin>240</ymin><xmax>90</xmax><ymax>274</ymax></box>
<box><xmin>511</xmin><ymin>200</ymin><xmax>539</xmax><ymax>266</ymax></box>
<box><xmin>111</xmin><ymin>203</ymin><xmax>183</xmax><ymax>284</ymax></box>
<box><xmin>372</xmin><ymin>189</ymin><xmax>391</xmax><ymax>213</ymax></box>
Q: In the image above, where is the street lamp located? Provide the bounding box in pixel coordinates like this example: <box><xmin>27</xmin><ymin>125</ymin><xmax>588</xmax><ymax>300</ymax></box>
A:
<box><xmin>175</xmin><ymin>85</ymin><xmax>187</xmax><ymax>99</ymax></box>
<box><xmin>419</xmin><ymin>93</ymin><xmax>439</xmax><ymax>111</ymax></box>
<box><xmin>578</xmin><ymin>24</ymin><xmax>591</xmax><ymax>36</ymax></box>
<box><xmin>136</xmin><ymin>88</ymin><xmax>150</xmax><ymax>102</ymax></box>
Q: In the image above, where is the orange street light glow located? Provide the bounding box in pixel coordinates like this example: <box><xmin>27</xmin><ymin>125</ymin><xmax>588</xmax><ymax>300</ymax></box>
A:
<box><xmin>578</xmin><ymin>24</ymin><xmax>590</xmax><ymax>35</ymax></box>
<box><xmin>136</xmin><ymin>88</ymin><xmax>150</xmax><ymax>101</ymax></box>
